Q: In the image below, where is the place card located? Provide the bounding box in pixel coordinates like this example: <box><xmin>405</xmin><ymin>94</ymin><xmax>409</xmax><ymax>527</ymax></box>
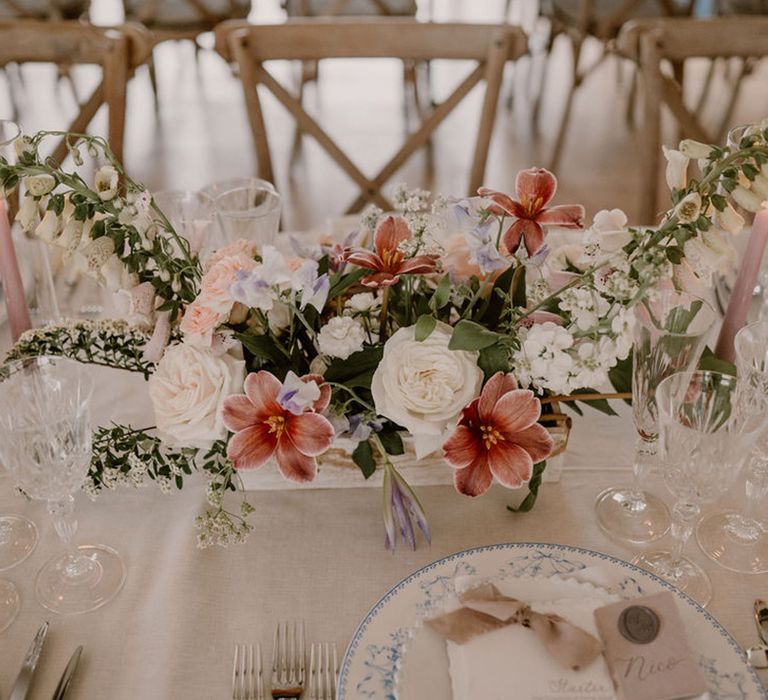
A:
<box><xmin>594</xmin><ymin>591</ymin><xmax>707</xmax><ymax>700</ymax></box>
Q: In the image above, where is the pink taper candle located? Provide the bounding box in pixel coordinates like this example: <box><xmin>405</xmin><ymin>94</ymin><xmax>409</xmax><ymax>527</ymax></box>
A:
<box><xmin>715</xmin><ymin>204</ymin><xmax>768</xmax><ymax>363</ymax></box>
<box><xmin>0</xmin><ymin>199</ymin><xmax>32</xmax><ymax>343</ymax></box>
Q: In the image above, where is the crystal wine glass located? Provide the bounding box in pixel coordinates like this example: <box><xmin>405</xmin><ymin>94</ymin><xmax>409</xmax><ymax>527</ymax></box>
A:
<box><xmin>153</xmin><ymin>189</ymin><xmax>216</xmax><ymax>253</ymax></box>
<box><xmin>214</xmin><ymin>182</ymin><xmax>282</xmax><ymax>247</ymax></box>
<box><xmin>696</xmin><ymin>320</ymin><xmax>768</xmax><ymax>573</ymax></box>
<box><xmin>0</xmin><ymin>356</ymin><xmax>126</xmax><ymax>615</ymax></box>
<box><xmin>0</xmin><ymin>119</ymin><xmax>38</xmax><ymax>633</ymax></box>
<box><xmin>633</xmin><ymin>370</ymin><xmax>767</xmax><ymax>606</ymax></box>
<box><xmin>594</xmin><ymin>290</ymin><xmax>716</xmax><ymax>543</ymax></box>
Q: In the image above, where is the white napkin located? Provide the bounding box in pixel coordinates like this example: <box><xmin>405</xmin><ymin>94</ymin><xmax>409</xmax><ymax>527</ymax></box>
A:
<box><xmin>446</xmin><ymin>579</ymin><xmax>618</xmax><ymax>700</ymax></box>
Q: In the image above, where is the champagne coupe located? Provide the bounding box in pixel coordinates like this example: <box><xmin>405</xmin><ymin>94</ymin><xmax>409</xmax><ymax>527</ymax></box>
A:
<box><xmin>697</xmin><ymin>320</ymin><xmax>768</xmax><ymax>573</ymax></box>
<box><xmin>0</xmin><ymin>356</ymin><xmax>126</xmax><ymax>615</ymax></box>
<box><xmin>594</xmin><ymin>290</ymin><xmax>716</xmax><ymax>543</ymax></box>
<box><xmin>634</xmin><ymin>370</ymin><xmax>767</xmax><ymax>606</ymax></box>
<box><xmin>0</xmin><ymin>119</ymin><xmax>37</xmax><ymax>633</ymax></box>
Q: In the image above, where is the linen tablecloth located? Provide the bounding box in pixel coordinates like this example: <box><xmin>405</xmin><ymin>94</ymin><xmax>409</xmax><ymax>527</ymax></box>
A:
<box><xmin>0</xmin><ymin>365</ymin><xmax>765</xmax><ymax>699</ymax></box>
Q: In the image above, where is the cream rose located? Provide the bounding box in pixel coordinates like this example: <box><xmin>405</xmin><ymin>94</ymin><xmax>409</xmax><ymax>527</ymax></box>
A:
<box><xmin>148</xmin><ymin>344</ymin><xmax>245</xmax><ymax>448</ymax></box>
<box><xmin>371</xmin><ymin>321</ymin><xmax>483</xmax><ymax>458</ymax></box>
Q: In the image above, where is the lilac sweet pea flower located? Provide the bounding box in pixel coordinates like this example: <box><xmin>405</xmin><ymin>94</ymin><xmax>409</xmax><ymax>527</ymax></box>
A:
<box><xmin>293</xmin><ymin>260</ymin><xmax>330</xmax><ymax>312</ymax></box>
<box><xmin>229</xmin><ymin>270</ymin><xmax>275</xmax><ymax>311</ymax></box>
<box><xmin>277</xmin><ymin>371</ymin><xmax>321</xmax><ymax>416</ymax></box>
<box><xmin>464</xmin><ymin>220</ymin><xmax>506</xmax><ymax>276</ymax></box>
<box><xmin>383</xmin><ymin>463</ymin><xmax>431</xmax><ymax>551</ymax></box>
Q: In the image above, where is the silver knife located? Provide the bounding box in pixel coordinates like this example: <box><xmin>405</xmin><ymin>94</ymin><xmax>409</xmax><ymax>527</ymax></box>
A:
<box><xmin>9</xmin><ymin>621</ymin><xmax>49</xmax><ymax>700</ymax></box>
<box><xmin>52</xmin><ymin>646</ymin><xmax>82</xmax><ymax>700</ymax></box>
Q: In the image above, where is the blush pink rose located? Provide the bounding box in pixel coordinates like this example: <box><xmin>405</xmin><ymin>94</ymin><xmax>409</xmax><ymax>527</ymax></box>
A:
<box><xmin>180</xmin><ymin>300</ymin><xmax>224</xmax><ymax>347</ymax></box>
<box><xmin>205</xmin><ymin>239</ymin><xmax>258</xmax><ymax>271</ymax></box>
<box><xmin>199</xmin><ymin>254</ymin><xmax>256</xmax><ymax>314</ymax></box>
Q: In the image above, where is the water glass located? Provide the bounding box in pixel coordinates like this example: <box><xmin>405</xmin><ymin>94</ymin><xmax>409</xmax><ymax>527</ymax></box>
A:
<box><xmin>153</xmin><ymin>189</ymin><xmax>216</xmax><ymax>254</ymax></box>
<box><xmin>696</xmin><ymin>320</ymin><xmax>768</xmax><ymax>573</ymax></box>
<box><xmin>0</xmin><ymin>356</ymin><xmax>126</xmax><ymax>615</ymax></box>
<box><xmin>214</xmin><ymin>182</ymin><xmax>281</xmax><ymax>247</ymax></box>
<box><xmin>633</xmin><ymin>370</ymin><xmax>767</xmax><ymax>606</ymax></box>
<box><xmin>594</xmin><ymin>290</ymin><xmax>716</xmax><ymax>544</ymax></box>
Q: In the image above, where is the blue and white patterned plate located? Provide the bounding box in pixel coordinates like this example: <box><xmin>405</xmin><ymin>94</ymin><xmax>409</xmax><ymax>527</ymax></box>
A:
<box><xmin>338</xmin><ymin>542</ymin><xmax>767</xmax><ymax>700</ymax></box>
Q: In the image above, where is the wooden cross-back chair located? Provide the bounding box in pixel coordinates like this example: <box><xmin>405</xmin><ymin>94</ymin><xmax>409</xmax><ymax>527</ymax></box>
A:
<box><xmin>123</xmin><ymin>0</ymin><xmax>250</xmax><ymax>37</ymax></box>
<box><xmin>534</xmin><ymin>0</ymin><xmax>694</xmax><ymax>171</ymax></box>
<box><xmin>618</xmin><ymin>16</ymin><xmax>768</xmax><ymax>223</ymax></box>
<box><xmin>0</xmin><ymin>20</ymin><xmax>152</xmax><ymax>166</ymax></box>
<box><xmin>215</xmin><ymin>20</ymin><xmax>527</xmax><ymax>213</ymax></box>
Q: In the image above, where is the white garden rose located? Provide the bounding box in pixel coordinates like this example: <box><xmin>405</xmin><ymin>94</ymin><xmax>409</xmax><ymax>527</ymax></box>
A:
<box><xmin>317</xmin><ymin>316</ymin><xmax>365</xmax><ymax>359</ymax></box>
<box><xmin>371</xmin><ymin>321</ymin><xmax>483</xmax><ymax>458</ymax></box>
<box><xmin>148</xmin><ymin>344</ymin><xmax>245</xmax><ymax>448</ymax></box>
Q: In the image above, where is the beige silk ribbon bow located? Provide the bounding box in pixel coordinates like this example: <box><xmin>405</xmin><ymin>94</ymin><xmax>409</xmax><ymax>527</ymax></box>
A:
<box><xmin>425</xmin><ymin>583</ymin><xmax>603</xmax><ymax>672</ymax></box>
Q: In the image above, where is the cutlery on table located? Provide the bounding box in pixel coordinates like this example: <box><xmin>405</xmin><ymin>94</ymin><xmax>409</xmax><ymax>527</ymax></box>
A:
<box><xmin>232</xmin><ymin>643</ymin><xmax>264</xmax><ymax>700</ymax></box>
<box><xmin>52</xmin><ymin>645</ymin><xmax>83</xmax><ymax>700</ymax></box>
<box><xmin>271</xmin><ymin>620</ymin><xmax>305</xmax><ymax>698</ymax></box>
<box><xmin>308</xmin><ymin>643</ymin><xmax>338</xmax><ymax>700</ymax></box>
<box><xmin>9</xmin><ymin>621</ymin><xmax>49</xmax><ymax>700</ymax></box>
<box><xmin>748</xmin><ymin>599</ymin><xmax>768</xmax><ymax>669</ymax></box>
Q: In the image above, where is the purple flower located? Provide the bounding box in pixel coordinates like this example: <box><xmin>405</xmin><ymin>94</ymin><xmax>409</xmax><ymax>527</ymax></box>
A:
<box><xmin>383</xmin><ymin>463</ymin><xmax>431</xmax><ymax>551</ymax></box>
<box><xmin>464</xmin><ymin>221</ymin><xmax>506</xmax><ymax>276</ymax></box>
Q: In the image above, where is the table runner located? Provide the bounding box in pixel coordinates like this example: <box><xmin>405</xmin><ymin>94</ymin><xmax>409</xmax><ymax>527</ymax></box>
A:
<box><xmin>0</xmin><ymin>365</ymin><xmax>764</xmax><ymax>699</ymax></box>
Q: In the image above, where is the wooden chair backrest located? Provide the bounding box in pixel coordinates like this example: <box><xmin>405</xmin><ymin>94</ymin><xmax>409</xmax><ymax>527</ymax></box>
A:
<box><xmin>0</xmin><ymin>20</ymin><xmax>152</xmax><ymax>164</ymax></box>
<box><xmin>285</xmin><ymin>0</ymin><xmax>417</xmax><ymax>17</ymax></box>
<box><xmin>618</xmin><ymin>16</ymin><xmax>768</xmax><ymax>222</ymax></box>
<box><xmin>215</xmin><ymin>20</ymin><xmax>527</xmax><ymax>212</ymax></box>
<box><xmin>123</xmin><ymin>0</ymin><xmax>249</xmax><ymax>30</ymax></box>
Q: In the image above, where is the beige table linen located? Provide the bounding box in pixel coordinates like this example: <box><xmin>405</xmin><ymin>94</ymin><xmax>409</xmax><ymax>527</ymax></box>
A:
<box><xmin>0</xmin><ymin>366</ymin><xmax>765</xmax><ymax>699</ymax></box>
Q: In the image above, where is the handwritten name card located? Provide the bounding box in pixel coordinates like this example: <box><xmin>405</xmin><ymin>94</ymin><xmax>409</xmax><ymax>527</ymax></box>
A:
<box><xmin>594</xmin><ymin>592</ymin><xmax>707</xmax><ymax>700</ymax></box>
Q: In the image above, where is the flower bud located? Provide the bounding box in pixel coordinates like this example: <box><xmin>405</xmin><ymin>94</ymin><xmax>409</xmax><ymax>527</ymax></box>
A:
<box><xmin>679</xmin><ymin>139</ymin><xmax>713</xmax><ymax>160</ymax></box>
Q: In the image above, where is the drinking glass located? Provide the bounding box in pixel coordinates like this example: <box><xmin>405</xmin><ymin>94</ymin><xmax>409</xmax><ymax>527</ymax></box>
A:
<box><xmin>633</xmin><ymin>371</ymin><xmax>766</xmax><ymax>606</ymax></box>
<box><xmin>696</xmin><ymin>321</ymin><xmax>768</xmax><ymax>573</ymax></box>
<box><xmin>0</xmin><ymin>356</ymin><xmax>126</xmax><ymax>615</ymax></box>
<box><xmin>594</xmin><ymin>290</ymin><xmax>716</xmax><ymax>543</ymax></box>
<box><xmin>153</xmin><ymin>189</ymin><xmax>216</xmax><ymax>254</ymax></box>
<box><xmin>0</xmin><ymin>119</ymin><xmax>38</xmax><ymax>632</ymax></box>
<box><xmin>214</xmin><ymin>182</ymin><xmax>282</xmax><ymax>247</ymax></box>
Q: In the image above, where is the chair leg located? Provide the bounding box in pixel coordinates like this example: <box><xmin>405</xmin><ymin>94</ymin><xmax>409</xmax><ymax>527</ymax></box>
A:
<box><xmin>716</xmin><ymin>58</ymin><xmax>750</xmax><ymax>142</ymax></box>
<box><xmin>694</xmin><ymin>58</ymin><xmax>717</xmax><ymax>115</ymax></box>
<box><xmin>147</xmin><ymin>50</ymin><xmax>159</xmax><ymax>110</ymax></box>
<box><xmin>624</xmin><ymin>62</ymin><xmax>638</xmax><ymax>130</ymax></box>
<box><xmin>530</xmin><ymin>23</ymin><xmax>558</xmax><ymax>137</ymax></box>
<box><xmin>548</xmin><ymin>35</ymin><xmax>583</xmax><ymax>172</ymax></box>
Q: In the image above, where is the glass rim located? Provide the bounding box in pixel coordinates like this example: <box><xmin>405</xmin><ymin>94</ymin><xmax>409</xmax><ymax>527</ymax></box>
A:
<box><xmin>0</xmin><ymin>355</ymin><xmax>95</xmax><ymax>399</ymax></box>
<box><xmin>655</xmin><ymin>369</ymin><xmax>739</xmax><ymax>415</ymax></box>
<box><xmin>735</xmin><ymin>319</ymin><xmax>768</xmax><ymax>349</ymax></box>
<box><xmin>0</xmin><ymin>119</ymin><xmax>21</xmax><ymax>148</ymax></box>
<box><xmin>214</xmin><ymin>185</ymin><xmax>282</xmax><ymax>218</ymax></box>
<box><xmin>636</xmin><ymin>291</ymin><xmax>716</xmax><ymax>339</ymax></box>
<box><xmin>201</xmin><ymin>177</ymin><xmax>277</xmax><ymax>198</ymax></box>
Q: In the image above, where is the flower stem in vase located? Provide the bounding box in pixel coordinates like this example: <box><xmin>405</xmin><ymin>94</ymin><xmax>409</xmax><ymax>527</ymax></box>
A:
<box><xmin>715</xmin><ymin>206</ymin><xmax>768</xmax><ymax>363</ymax></box>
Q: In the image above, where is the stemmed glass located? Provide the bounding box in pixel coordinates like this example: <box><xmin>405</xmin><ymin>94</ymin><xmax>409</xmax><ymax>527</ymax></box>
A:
<box><xmin>0</xmin><ymin>118</ymin><xmax>38</xmax><ymax>633</ymax></box>
<box><xmin>594</xmin><ymin>290</ymin><xmax>716</xmax><ymax>543</ymax></box>
<box><xmin>153</xmin><ymin>189</ymin><xmax>216</xmax><ymax>253</ymax></box>
<box><xmin>633</xmin><ymin>370</ymin><xmax>767</xmax><ymax>606</ymax></box>
<box><xmin>0</xmin><ymin>356</ymin><xmax>126</xmax><ymax>615</ymax></box>
<box><xmin>696</xmin><ymin>321</ymin><xmax>768</xmax><ymax>573</ymax></box>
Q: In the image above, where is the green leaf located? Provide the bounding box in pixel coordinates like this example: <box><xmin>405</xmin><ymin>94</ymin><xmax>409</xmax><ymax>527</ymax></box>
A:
<box><xmin>478</xmin><ymin>342</ymin><xmax>510</xmax><ymax>380</ymax></box>
<box><xmin>352</xmin><ymin>440</ymin><xmax>376</xmax><ymax>479</ymax></box>
<box><xmin>698</xmin><ymin>346</ymin><xmax>736</xmax><ymax>376</ymax></box>
<box><xmin>710</xmin><ymin>193</ymin><xmax>727</xmax><ymax>212</ymax></box>
<box><xmin>507</xmin><ymin>461</ymin><xmax>546</xmax><ymax>513</ymax></box>
<box><xmin>414</xmin><ymin>314</ymin><xmax>437</xmax><ymax>341</ymax></box>
<box><xmin>449</xmin><ymin>320</ymin><xmax>502</xmax><ymax>351</ymax></box>
<box><xmin>328</xmin><ymin>268</ymin><xmax>367</xmax><ymax>299</ymax></box>
<box><xmin>324</xmin><ymin>345</ymin><xmax>384</xmax><ymax>383</ymax></box>
<box><xmin>478</xmin><ymin>265</ymin><xmax>515</xmax><ymax>328</ymax></box>
<box><xmin>378</xmin><ymin>430</ymin><xmax>404</xmax><ymax>456</ymax></box>
<box><xmin>571</xmin><ymin>387</ymin><xmax>618</xmax><ymax>416</ymax></box>
<box><xmin>743</xmin><ymin>163</ymin><xmax>760</xmax><ymax>181</ymax></box>
<box><xmin>430</xmin><ymin>274</ymin><xmax>451</xmax><ymax>311</ymax></box>
<box><xmin>608</xmin><ymin>354</ymin><xmax>633</xmax><ymax>404</ymax></box>
<box><xmin>666</xmin><ymin>246</ymin><xmax>684</xmax><ymax>264</ymax></box>
<box><xmin>235</xmin><ymin>332</ymin><xmax>285</xmax><ymax>366</ymax></box>
<box><xmin>511</xmin><ymin>265</ymin><xmax>526</xmax><ymax>308</ymax></box>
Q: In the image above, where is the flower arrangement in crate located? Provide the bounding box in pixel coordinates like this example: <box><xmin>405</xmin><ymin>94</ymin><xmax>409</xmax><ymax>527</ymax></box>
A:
<box><xmin>2</xmin><ymin>125</ymin><xmax>765</xmax><ymax>549</ymax></box>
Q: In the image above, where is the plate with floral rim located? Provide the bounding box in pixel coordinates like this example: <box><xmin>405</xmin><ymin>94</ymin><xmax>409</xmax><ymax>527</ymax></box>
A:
<box><xmin>337</xmin><ymin>542</ymin><xmax>767</xmax><ymax>700</ymax></box>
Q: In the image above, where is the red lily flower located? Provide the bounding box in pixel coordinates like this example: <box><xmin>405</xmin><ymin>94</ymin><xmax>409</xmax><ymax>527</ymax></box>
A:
<box><xmin>343</xmin><ymin>215</ymin><xmax>438</xmax><ymax>288</ymax></box>
<box><xmin>479</xmin><ymin>168</ymin><xmax>585</xmax><ymax>257</ymax></box>
<box><xmin>222</xmin><ymin>371</ymin><xmax>334</xmax><ymax>483</ymax></box>
<box><xmin>442</xmin><ymin>372</ymin><xmax>553</xmax><ymax>497</ymax></box>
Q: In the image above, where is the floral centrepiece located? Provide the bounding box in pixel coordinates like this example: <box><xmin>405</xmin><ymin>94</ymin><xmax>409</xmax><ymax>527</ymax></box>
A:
<box><xmin>3</xmin><ymin>126</ymin><xmax>767</xmax><ymax>550</ymax></box>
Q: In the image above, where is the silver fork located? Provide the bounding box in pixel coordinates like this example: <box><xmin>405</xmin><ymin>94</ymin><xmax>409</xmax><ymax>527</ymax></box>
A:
<box><xmin>308</xmin><ymin>643</ymin><xmax>338</xmax><ymax>700</ymax></box>
<box><xmin>271</xmin><ymin>621</ymin><xmax>306</xmax><ymax>698</ymax></box>
<box><xmin>232</xmin><ymin>644</ymin><xmax>264</xmax><ymax>700</ymax></box>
